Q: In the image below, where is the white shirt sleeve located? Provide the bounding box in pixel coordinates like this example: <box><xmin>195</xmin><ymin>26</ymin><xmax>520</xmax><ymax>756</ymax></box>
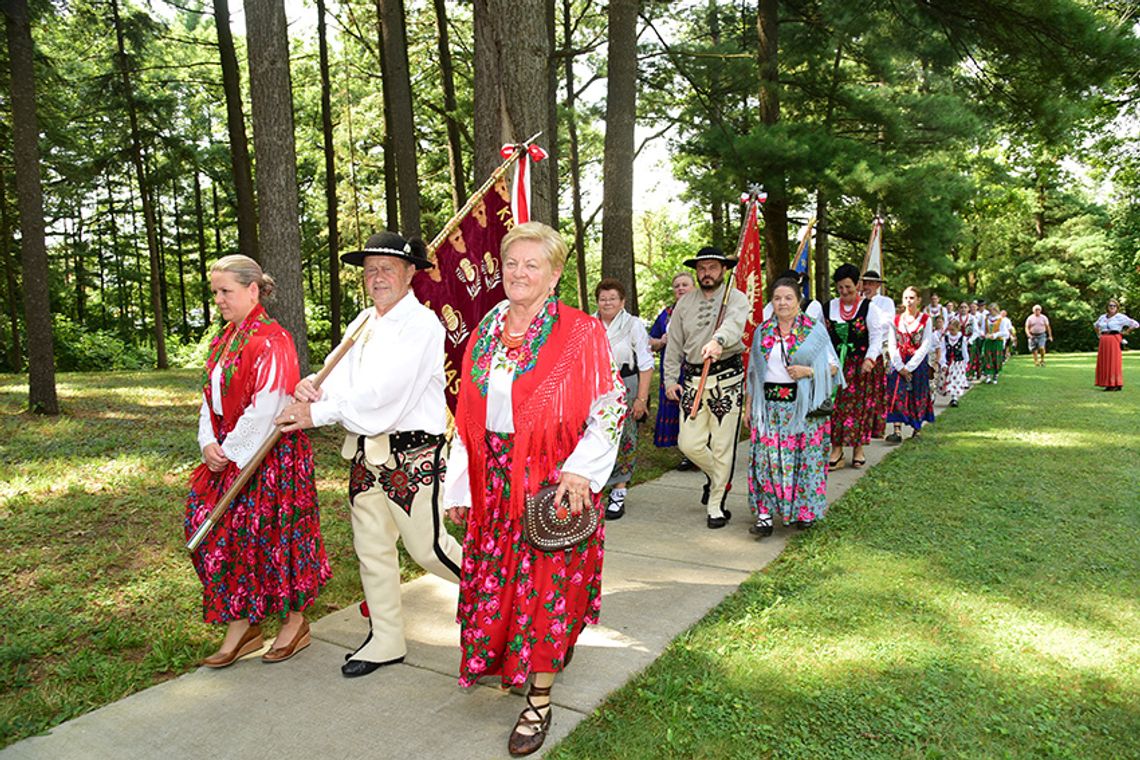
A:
<box><xmin>197</xmin><ymin>399</ymin><xmax>216</xmax><ymax>454</ymax></box>
<box><xmin>311</xmin><ymin>308</ymin><xmax>445</xmax><ymax>435</ymax></box>
<box><xmin>442</xmin><ymin>433</ymin><xmax>472</xmax><ymax>509</ymax></box>
<box><xmin>632</xmin><ymin>320</ymin><xmax>654</xmax><ymax>372</ymax></box>
<box><xmin>904</xmin><ymin>319</ymin><xmax>933</xmax><ymax>372</ymax></box>
<box><xmin>218</xmin><ymin>356</ymin><xmax>288</xmax><ymax>470</ymax></box>
<box><xmin>561</xmin><ymin>371</ymin><xmax>626</xmax><ymax>492</ymax></box>
<box><xmin>865</xmin><ymin>303</ymin><xmax>886</xmax><ymax>362</ymax></box>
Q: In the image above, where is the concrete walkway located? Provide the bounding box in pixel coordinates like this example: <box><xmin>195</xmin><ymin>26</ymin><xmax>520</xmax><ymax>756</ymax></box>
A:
<box><xmin>3</xmin><ymin>394</ymin><xmax>954</xmax><ymax>760</ymax></box>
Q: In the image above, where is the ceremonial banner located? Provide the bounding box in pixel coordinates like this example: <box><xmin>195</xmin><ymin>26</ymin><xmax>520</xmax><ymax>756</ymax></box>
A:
<box><xmin>412</xmin><ymin>141</ymin><xmax>546</xmax><ymax>410</ymax></box>
<box><xmin>733</xmin><ymin>190</ymin><xmax>766</xmax><ymax>374</ymax></box>
<box><xmin>861</xmin><ymin>216</ymin><xmax>884</xmax><ymax>276</ymax></box>
<box><xmin>792</xmin><ymin>218</ymin><xmax>815</xmax><ymax>299</ymax></box>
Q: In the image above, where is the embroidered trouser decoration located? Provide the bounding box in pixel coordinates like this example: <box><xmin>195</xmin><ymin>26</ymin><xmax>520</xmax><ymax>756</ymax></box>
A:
<box><xmin>347</xmin><ymin>440</ymin><xmax>463</xmax><ymax>664</ymax></box>
<box><xmin>677</xmin><ymin>365</ymin><xmax>744</xmax><ymax>518</ymax></box>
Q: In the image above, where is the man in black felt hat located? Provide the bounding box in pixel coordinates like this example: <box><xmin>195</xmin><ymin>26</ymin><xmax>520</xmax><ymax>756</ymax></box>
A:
<box><xmin>278</xmin><ymin>231</ymin><xmax>461</xmax><ymax>678</ymax></box>
<box><xmin>662</xmin><ymin>246</ymin><xmax>750</xmax><ymax>529</ymax></box>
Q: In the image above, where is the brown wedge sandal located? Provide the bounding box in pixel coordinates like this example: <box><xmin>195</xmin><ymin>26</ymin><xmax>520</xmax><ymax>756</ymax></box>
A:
<box><xmin>508</xmin><ymin>682</ymin><xmax>553</xmax><ymax>756</ymax></box>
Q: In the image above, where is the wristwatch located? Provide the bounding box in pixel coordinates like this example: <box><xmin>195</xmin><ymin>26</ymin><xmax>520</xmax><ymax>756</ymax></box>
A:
<box><xmin>715</xmin><ymin>335</ymin><xmax>726</xmax><ymax>347</ymax></box>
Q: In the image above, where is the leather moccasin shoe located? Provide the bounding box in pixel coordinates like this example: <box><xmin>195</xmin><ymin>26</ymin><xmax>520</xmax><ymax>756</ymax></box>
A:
<box><xmin>202</xmin><ymin>624</ymin><xmax>263</xmax><ymax>669</ymax></box>
<box><xmin>342</xmin><ymin>656</ymin><xmax>405</xmax><ymax>678</ymax></box>
<box><xmin>262</xmin><ymin>619</ymin><xmax>311</xmax><ymax>663</ymax></box>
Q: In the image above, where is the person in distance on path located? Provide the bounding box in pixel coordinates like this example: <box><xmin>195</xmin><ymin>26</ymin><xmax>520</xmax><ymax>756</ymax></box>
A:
<box><xmin>663</xmin><ymin>246</ymin><xmax>750</xmax><ymax>529</ymax></box>
<box><xmin>594</xmin><ymin>277</ymin><xmax>653</xmax><ymax>520</ymax></box>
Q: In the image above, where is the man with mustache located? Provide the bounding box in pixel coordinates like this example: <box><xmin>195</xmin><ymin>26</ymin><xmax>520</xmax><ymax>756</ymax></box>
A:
<box><xmin>663</xmin><ymin>247</ymin><xmax>750</xmax><ymax>529</ymax></box>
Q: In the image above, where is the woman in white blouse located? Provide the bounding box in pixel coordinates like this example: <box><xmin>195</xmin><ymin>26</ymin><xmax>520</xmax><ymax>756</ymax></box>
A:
<box><xmin>594</xmin><ymin>278</ymin><xmax>654</xmax><ymax>519</ymax></box>
<box><xmin>885</xmin><ymin>286</ymin><xmax>936</xmax><ymax>441</ymax></box>
<box><xmin>443</xmin><ymin>222</ymin><xmax>624</xmax><ymax>756</ymax></box>
<box><xmin>185</xmin><ymin>255</ymin><xmax>329</xmax><ymax>668</ymax></box>
<box><xmin>1094</xmin><ymin>298</ymin><xmax>1139</xmax><ymax>391</ymax></box>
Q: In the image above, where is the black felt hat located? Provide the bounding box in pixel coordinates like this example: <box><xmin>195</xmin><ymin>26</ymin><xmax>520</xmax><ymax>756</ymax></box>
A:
<box><xmin>341</xmin><ymin>231</ymin><xmax>433</xmax><ymax>269</ymax></box>
<box><xmin>683</xmin><ymin>246</ymin><xmax>737</xmax><ymax>268</ymax></box>
<box><xmin>861</xmin><ymin>269</ymin><xmax>884</xmax><ymax>282</ymax></box>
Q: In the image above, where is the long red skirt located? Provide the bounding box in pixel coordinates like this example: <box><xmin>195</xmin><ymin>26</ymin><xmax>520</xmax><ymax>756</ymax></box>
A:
<box><xmin>185</xmin><ymin>431</ymin><xmax>330</xmax><ymax>625</ymax></box>
<box><xmin>1095</xmin><ymin>334</ymin><xmax>1124</xmax><ymax>388</ymax></box>
<box><xmin>457</xmin><ymin>432</ymin><xmax>604</xmax><ymax>688</ymax></box>
<box><xmin>831</xmin><ymin>351</ymin><xmax>878</xmax><ymax>446</ymax></box>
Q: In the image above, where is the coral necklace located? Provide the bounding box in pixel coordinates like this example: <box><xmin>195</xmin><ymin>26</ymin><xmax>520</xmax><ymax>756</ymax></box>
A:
<box><xmin>838</xmin><ymin>297</ymin><xmax>861</xmax><ymax>321</ymax></box>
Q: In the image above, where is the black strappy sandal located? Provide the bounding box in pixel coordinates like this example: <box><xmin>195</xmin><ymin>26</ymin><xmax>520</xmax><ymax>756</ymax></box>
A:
<box><xmin>508</xmin><ymin>682</ymin><xmax>553</xmax><ymax>756</ymax></box>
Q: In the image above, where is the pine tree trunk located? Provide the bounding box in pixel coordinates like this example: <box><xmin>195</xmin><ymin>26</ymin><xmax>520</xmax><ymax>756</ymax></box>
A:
<box><xmin>245</xmin><ymin>0</ymin><xmax>311</xmax><ymax>374</ymax></box>
<box><xmin>0</xmin><ymin>168</ymin><xmax>22</xmax><ymax>370</ymax></box>
<box><xmin>111</xmin><ymin>0</ymin><xmax>167</xmax><ymax>368</ymax></box>
<box><xmin>601</xmin><ymin>0</ymin><xmax>639</xmax><ymax>314</ymax></box>
<box><xmin>561</xmin><ymin>0</ymin><xmax>587</xmax><ymax>310</ymax></box>
<box><xmin>74</xmin><ymin>211</ymin><xmax>86</xmax><ymax>324</ymax></box>
<box><xmin>4</xmin><ymin>0</ymin><xmax>58</xmax><ymax>412</ymax></box>
<box><xmin>474</xmin><ymin>0</ymin><xmax>556</xmax><ymax>224</ymax></box>
<box><xmin>433</xmin><ymin>0</ymin><xmax>467</xmax><ymax>210</ymax></box>
<box><xmin>193</xmin><ymin>172</ymin><xmax>212</xmax><ymax>326</ymax></box>
<box><xmin>814</xmin><ymin>189</ymin><xmax>829</xmax><ymax>299</ymax></box>
<box><xmin>757</xmin><ymin>0</ymin><xmax>789</xmax><ymax>281</ymax></box>
<box><xmin>374</xmin><ymin>4</ymin><xmax>400</xmax><ymax>232</ymax></box>
<box><xmin>378</xmin><ymin>0</ymin><xmax>422</xmax><ymax>238</ymax></box>
<box><xmin>172</xmin><ymin>181</ymin><xmax>189</xmax><ymax>338</ymax></box>
<box><xmin>316</xmin><ymin>0</ymin><xmax>341</xmax><ymax>345</ymax></box>
<box><xmin>213</xmin><ymin>0</ymin><xmax>259</xmax><ymax>262</ymax></box>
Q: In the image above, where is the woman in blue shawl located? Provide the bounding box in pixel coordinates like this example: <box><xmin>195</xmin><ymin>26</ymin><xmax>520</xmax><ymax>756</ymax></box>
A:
<box><xmin>746</xmin><ymin>277</ymin><xmax>843</xmax><ymax>536</ymax></box>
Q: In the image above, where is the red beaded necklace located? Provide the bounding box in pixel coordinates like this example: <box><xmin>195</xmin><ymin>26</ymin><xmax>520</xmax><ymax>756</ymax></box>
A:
<box><xmin>838</xmin><ymin>297</ymin><xmax>861</xmax><ymax>321</ymax></box>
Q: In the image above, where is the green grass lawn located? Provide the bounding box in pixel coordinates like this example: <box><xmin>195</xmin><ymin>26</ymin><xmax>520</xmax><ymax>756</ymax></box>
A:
<box><xmin>0</xmin><ymin>366</ymin><xmax>679</xmax><ymax>747</ymax></box>
<box><xmin>551</xmin><ymin>352</ymin><xmax>1140</xmax><ymax>759</ymax></box>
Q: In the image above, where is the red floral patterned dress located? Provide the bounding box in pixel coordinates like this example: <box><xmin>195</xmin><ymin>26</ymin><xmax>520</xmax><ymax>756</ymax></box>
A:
<box><xmin>453</xmin><ymin>299</ymin><xmax>624</xmax><ymax>688</ymax></box>
<box><xmin>185</xmin><ymin>304</ymin><xmax>331</xmax><ymax>624</ymax></box>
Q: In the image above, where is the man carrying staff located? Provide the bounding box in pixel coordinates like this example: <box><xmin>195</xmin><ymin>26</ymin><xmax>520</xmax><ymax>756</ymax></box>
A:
<box><xmin>664</xmin><ymin>246</ymin><xmax>750</xmax><ymax>529</ymax></box>
<box><xmin>277</xmin><ymin>231</ymin><xmax>462</xmax><ymax>678</ymax></box>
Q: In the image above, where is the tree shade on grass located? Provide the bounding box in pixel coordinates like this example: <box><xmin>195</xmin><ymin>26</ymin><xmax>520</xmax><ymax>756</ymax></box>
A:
<box><xmin>549</xmin><ymin>352</ymin><xmax>1139</xmax><ymax>759</ymax></box>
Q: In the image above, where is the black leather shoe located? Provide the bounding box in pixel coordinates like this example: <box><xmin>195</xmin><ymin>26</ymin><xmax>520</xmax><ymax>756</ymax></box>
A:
<box><xmin>749</xmin><ymin>520</ymin><xmax>774</xmax><ymax>537</ymax></box>
<box><xmin>885</xmin><ymin>433</ymin><xmax>902</xmax><ymax>444</ymax></box>
<box><xmin>341</xmin><ymin>656</ymin><xmax>404</xmax><ymax>677</ymax></box>
<box><xmin>707</xmin><ymin>509</ymin><xmax>731</xmax><ymax>529</ymax></box>
<box><xmin>795</xmin><ymin>520</ymin><xmax>814</xmax><ymax>531</ymax></box>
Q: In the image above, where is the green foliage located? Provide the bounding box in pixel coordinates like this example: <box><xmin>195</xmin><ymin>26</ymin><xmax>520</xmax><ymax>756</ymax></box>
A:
<box><xmin>51</xmin><ymin>315</ymin><xmax>154</xmax><ymax>371</ymax></box>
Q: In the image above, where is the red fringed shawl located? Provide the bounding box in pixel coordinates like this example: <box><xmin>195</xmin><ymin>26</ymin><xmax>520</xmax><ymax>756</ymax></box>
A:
<box><xmin>456</xmin><ymin>301</ymin><xmax>617</xmax><ymax>518</ymax></box>
<box><xmin>201</xmin><ymin>303</ymin><xmax>299</xmax><ymax>442</ymax></box>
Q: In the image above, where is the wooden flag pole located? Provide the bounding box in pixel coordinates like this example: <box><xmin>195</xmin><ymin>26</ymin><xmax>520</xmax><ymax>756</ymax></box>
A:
<box><xmin>426</xmin><ymin>131</ymin><xmax>542</xmax><ymax>258</ymax></box>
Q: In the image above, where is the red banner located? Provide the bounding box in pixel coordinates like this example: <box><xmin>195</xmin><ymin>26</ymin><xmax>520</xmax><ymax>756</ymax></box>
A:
<box><xmin>734</xmin><ymin>197</ymin><xmax>765</xmax><ymax>373</ymax></box>
<box><xmin>413</xmin><ymin>176</ymin><xmax>514</xmax><ymax>410</ymax></box>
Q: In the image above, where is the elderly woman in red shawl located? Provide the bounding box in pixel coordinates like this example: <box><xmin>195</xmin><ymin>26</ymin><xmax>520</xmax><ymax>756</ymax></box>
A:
<box><xmin>185</xmin><ymin>255</ymin><xmax>330</xmax><ymax>668</ymax></box>
<box><xmin>443</xmin><ymin>222</ymin><xmax>625</xmax><ymax>756</ymax></box>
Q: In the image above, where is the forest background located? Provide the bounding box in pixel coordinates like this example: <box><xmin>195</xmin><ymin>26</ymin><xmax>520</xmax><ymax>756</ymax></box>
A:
<box><xmin>2</xmin><ymin>0</ymin><xmax>1140</xmax><ymax>414</ymax></box>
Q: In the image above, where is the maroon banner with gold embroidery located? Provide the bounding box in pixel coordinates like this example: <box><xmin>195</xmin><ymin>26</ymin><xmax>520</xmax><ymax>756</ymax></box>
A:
<box><xmin>413</xmin><ymin>175</ymin><xmax>514</xmax><ymax>410</ymax></box>
<box><xmin>733</xmin><ymin>190</ymin><xmax>766</xmax><ymax>374</ymax></box>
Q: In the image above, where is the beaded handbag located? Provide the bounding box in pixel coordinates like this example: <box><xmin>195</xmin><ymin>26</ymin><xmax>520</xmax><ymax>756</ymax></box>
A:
<box><xmin>523</xmin><ymin>484</ymin><xmax>599</xmax><ymax>551</ymax></box>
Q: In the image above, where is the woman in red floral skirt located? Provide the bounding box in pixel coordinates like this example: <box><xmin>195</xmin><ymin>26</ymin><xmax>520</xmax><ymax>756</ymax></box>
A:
<box><xmin>444</xmin><ymin>223</ymin><xmax>624</xmax><ymax>756</ymax></box>
<box><xmin>825</xmin><ymin>263</ymin><xmax>889</xmax><ymax>470</ymax></box>
<box><xmin>185</xmin><ymin>255</ymin><xmax>330</xmax><ymax>668</ymax></box>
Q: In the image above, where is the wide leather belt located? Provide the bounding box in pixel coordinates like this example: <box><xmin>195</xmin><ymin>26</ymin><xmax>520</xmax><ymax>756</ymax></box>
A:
<box><xmin>684</xmin><ymin>353</ymin><xmax>743</xmax><ymax>376</ymax></box>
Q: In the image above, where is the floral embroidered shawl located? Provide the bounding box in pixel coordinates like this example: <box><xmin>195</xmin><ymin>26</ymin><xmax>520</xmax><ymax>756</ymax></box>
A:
<box><xmin>202</xmin><ymin>303</ymin><xmax>299</xmax><ymax>439</ymax></box>
<box><xmin>456</xmin><ymin>299</ymin><xmax>617</xmax><ymax>518</ymax></box>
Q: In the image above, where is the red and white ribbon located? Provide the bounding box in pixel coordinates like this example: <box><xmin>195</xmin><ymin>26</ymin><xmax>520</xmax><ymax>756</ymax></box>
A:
<box><xmin>500</xmin><ymin>142</ymin><xmax>548</xmax><ymax>223</ymax></box>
